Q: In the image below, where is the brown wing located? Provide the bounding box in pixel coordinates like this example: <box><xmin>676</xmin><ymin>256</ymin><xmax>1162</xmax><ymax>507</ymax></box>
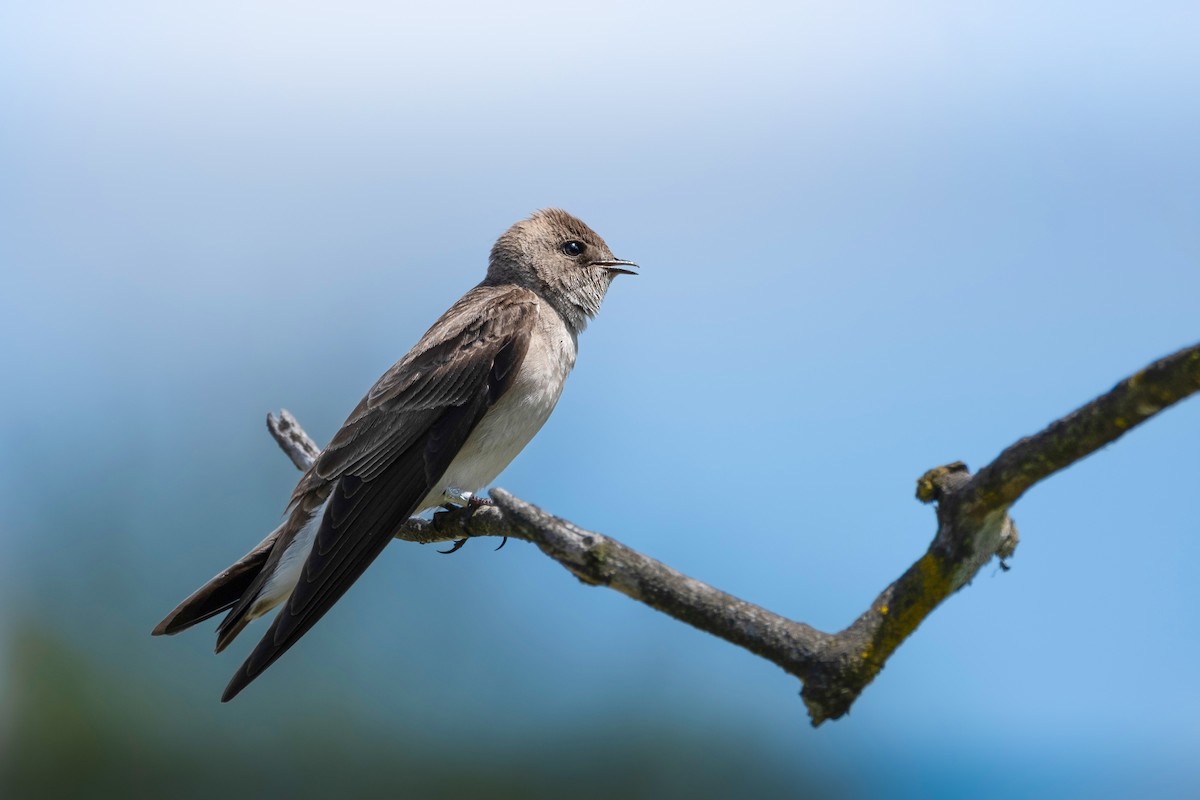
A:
<box><xmin>221</xmin><ymin>285</ymin><xmax>537</xmax><ymax>701</ymax></box>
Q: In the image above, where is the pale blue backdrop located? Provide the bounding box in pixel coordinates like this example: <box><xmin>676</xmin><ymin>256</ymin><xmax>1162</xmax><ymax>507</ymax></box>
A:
<box><xmin>2</xmin><ymin>2</ymin><xmax>1198</xmax><ymax>798</ymax></box>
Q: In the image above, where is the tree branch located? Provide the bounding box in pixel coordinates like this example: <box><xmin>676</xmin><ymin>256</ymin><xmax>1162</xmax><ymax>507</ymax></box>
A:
<box><xmin>264</xmin><ymin>341</ymin><xmax>1200</xmax><ymax>726</ymax></box>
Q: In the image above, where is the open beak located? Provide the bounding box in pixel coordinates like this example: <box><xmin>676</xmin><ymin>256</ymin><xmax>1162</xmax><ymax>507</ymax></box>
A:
<box><xmin>594</xmin><ymin>258</ymin><xmax>639</xmax><ymax>276</ymax></box>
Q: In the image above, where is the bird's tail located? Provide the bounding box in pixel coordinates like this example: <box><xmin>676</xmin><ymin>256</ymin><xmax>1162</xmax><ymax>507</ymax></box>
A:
<box><xmin>151</xmin><ymin>524</ymin><xmax>284</xmax><ymax>642</ymax></box>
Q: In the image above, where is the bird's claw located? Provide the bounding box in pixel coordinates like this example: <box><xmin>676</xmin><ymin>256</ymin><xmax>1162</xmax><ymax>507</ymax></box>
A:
<box><xmin>438</xmin><ymin>537</ymin><xmax>469</xmax><ymax>555</ymax></box>
<box><xmin>435</xmin><ymin>491</ymin><xmax>494</xmax><ymax>553</ymax></box>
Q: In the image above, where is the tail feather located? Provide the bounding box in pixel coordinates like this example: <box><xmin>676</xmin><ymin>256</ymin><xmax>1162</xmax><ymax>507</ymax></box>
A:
<box><xmin>212</xmin><ymin>501</ymin><xmax>324</xmax><ymax>653</ymax></box>
<box><xmin>151</xmin><ymin>525</ymin><xmax>283</xmax><ymax>637</ymax></box>
<box><xmin>214</xmin><ymin>613</ymin><xmax>253</xmax><ymax>654</ymax></box>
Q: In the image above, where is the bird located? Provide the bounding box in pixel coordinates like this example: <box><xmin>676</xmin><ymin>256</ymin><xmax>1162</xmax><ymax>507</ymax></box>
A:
<box><xmin>152</xmin><ymin>208</ymin><xmax>637</xmax><ymax>701</ymax></box>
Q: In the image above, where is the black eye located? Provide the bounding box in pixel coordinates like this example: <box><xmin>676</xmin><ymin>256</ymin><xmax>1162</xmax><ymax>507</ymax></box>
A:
<box><xmin>560</xmin><ymin>240</ymin><xmax>585</xmax><ymax>257</ymax></box>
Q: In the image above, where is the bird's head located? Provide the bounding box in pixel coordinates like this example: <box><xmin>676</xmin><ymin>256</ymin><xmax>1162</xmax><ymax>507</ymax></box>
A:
<box><xmin>486</xmin><ymin>208</ymin><xmax>637</xmax><ymax>331</ymax></box>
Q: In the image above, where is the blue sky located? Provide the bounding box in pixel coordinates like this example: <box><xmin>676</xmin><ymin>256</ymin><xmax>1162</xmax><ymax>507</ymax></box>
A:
<box><xmin>2</xmin><ymin>3</ymin><xmax>1199</xmax><ymax>797</ymax></box>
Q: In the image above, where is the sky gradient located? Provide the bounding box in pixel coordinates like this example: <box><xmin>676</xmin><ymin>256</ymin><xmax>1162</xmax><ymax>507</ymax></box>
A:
<box><xmin>2</xmin><ymin>3</ymin><xmax>1199</xmax><ymax>798</ymax></box>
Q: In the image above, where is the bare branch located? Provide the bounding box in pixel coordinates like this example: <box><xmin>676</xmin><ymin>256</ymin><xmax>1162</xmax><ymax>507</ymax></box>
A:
<box><xmin>963</xmin><ymin>343</ymin><xmax>1200</xmax><ymax>518</ymax></box>
<box><xmin>263</xmin><ymin>340</ymin><xmax>1200</xmax><ymax>726</ymax></box>
<box><xmin>491</xmin><ymin>490</ymin><xmax>834</xmax><ymax>669</ymax></box>
<box><xmin>266</xmin><ymin>409</ymin><xmax>320</xmax><ymax>471</ymax></box>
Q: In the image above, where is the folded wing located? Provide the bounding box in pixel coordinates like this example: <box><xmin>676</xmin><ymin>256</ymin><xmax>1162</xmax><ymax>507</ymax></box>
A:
<box><xmin>221</xmin><ymin>286</ymin><xmax>538</xmax><ymax>701</ymax></box>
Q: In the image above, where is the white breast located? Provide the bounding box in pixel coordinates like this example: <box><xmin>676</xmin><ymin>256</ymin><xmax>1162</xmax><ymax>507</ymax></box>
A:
<box><xmin>419</xmin><ymin>303</ymin><xmax>577</xmax><ymax>510</ymax></box>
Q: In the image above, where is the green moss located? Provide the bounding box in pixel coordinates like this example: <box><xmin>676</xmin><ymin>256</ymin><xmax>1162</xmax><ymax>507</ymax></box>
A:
<box><xmin>859</xmin><ymin>553</ymin><xmax>955</xmax><ymax>673</ymax></box>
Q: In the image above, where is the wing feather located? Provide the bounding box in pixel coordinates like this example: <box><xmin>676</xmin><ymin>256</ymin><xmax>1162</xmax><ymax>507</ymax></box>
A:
<box><xmin>221</xmin><ymin>285</ymin><xmax>537</xmax><ymax>701</ymax></box>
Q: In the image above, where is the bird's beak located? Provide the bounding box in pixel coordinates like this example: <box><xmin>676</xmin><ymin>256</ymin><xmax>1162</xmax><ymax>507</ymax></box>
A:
<box><xmin>594</xmin><ymin>259</ymin><xmax>639</xmax><ymax>276</ymax></box>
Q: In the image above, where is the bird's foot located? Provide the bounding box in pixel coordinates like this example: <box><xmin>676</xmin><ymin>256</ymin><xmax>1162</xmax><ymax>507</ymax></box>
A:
<box><xmin>462</xmin><ymin>494</ymin><xmax>502</xmax><ymax>548</ymax></box>
<box><xmin>436</xmin><ymin>488</ymin><xmax>496</xmax><ymax>553</ymax></box>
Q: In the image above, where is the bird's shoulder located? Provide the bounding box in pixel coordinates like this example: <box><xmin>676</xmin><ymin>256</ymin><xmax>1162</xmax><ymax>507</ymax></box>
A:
<box><xmin>285</xmin><ymin>284</ymin><xmax>541</xmax><ymax>506</ymax></box>
<box><xmin>365</xmin><ymin>283</ymin><xmax>541</xmax><ymax>407</ymax></box>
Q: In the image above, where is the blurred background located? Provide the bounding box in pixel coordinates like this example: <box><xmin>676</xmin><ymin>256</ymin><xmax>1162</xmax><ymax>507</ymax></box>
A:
<box><xmin>2</xmin><ymin>2</ymin><xmax>1198</xmax><ymax>797</ymax></box>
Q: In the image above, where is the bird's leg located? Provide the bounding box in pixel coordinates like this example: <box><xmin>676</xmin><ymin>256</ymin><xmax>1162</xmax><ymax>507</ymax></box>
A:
<box><xmin>441</xmin><ymin>486</ymin><xmax>474</xmax><ymax>507</ymax></box>
<box><xmin>436</xmin><ymin>487</ymin><xmax>488</xmax><ymax>554</ymax></box>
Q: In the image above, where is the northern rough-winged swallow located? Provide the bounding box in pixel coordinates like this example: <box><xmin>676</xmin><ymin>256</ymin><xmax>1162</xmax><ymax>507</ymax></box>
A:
<box><xmin>152</xmin><ymin>209</ymin><xmax>636</xmax><ymax>701</ymax></box>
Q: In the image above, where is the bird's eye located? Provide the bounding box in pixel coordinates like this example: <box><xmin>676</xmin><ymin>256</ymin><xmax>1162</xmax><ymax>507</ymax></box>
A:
<box><xmin>560</xmin><ymin>240</ymin><xmax>585</xmax><ymax>257</ymax></box>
